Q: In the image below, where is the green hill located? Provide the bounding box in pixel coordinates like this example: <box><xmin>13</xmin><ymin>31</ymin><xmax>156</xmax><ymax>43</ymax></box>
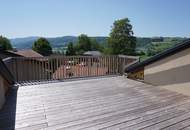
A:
<box><xmin>10</xmin><ymin>36</ymin><xmax>107</xmax><ymax>49</ymax></box>
<box><xmin>137</xmin><ymin>37</ymin><xmax>187</xmax><ymax>61</ymax></box>
<box><xmin>10</xmin><ymin>36</ymin><xmax>188</xmax><ymax>59</ymax></box>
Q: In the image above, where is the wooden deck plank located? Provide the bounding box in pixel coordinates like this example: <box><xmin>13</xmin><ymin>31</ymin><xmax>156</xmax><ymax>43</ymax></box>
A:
<box><xmin>140</xmin><ymin>113</ymin><xmax>190</xmax><ymax>130</ymax></box>
<box><xmin>161</xmin><ymin>118</ymin><xmax>190</xmax><ymax>130</ymax></box>
<box><xmin>101</xmin><ymin>100</ymin><xmax>190</xmax><ymax>130</ymax></box>
<box><xmin>0</xmin><ymin>76</ymin><xmax>190</xmax><ymax>130</ymax></box>
<box><xmin>182</xmin><ymin>126</ymin><xmax>190</xmax><ymax>130</ymax></box>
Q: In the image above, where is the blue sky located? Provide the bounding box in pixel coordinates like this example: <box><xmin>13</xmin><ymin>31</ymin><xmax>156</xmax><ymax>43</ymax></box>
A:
<box><xmin>0</xmin><ymin>0</ymin><xmax>190</xmax><ymax>38</ymax></box>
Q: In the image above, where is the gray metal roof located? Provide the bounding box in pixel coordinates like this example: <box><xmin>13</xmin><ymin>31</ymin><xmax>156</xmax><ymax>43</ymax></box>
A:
<box><xmin>83</xmin><ymin>51</ymin><xmax>102</xmax><ymax>56</ymax></box>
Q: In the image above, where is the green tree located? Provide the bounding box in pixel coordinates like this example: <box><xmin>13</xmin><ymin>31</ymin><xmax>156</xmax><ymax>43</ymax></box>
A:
<box><xmin>66</xmin><ymin>42</ymin><xmax>76</xmax><ymax>56</ymax></box>
<box><xmin>108</xmin><ymin>18</ymin><xmax>136</xmax><ymax>55</ymax></box>
<box><xmin>76</xmin><ymin>34</ymin><xmax>92</xmax><ymax>54</ymax></box>
<box><xmin>32</xmin><ymin>38</ymin><xmax>52</xmax><ymax>56</ymax></box>
<box><xmin>0</xmin><ymin>36</ymin><xmax>12</xmax><ymax>50</ymax></box>
<box><xmin>74</xmin><ymin>34</ymin><xmax>105</xmax><ymax>55</ymax></box>
<box><xmin>91</xmin><ymin>38</ymin><xmax>104</xmax><ymax>52</ymax></box>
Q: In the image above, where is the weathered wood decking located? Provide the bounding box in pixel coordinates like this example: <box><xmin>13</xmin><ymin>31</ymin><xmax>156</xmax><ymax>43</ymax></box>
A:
<box><xmin>1</xmin><ymin>76</ymin><xmax>190</xmax><ymax>130</ymax></box>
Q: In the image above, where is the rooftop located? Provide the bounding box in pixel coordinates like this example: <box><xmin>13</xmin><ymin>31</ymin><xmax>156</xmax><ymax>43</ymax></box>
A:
<box><xmin>83</xmin><ymin>51</ymin><xmax>102</xmax><ymax>56</ymax></box>
<box><xmin>1</xmin><ymin>76</ymin><xmax>190</xmax><ymax>130</ymax></box>
<box><xmin>8</xmin><ymin>49</ymin><xmax>43</xmax><ymax>58</ymax></box>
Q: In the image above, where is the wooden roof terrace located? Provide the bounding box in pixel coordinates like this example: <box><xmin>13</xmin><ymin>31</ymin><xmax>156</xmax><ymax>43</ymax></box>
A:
<box><xmin>1</xmin><ymin>76</ymin><xmax>190</xmax><ymax>130</ymax></box>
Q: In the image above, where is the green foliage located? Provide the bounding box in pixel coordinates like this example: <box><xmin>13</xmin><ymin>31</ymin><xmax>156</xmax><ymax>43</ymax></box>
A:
<box><xmin>11</xmin><ymin>36</ymin><xmax>108</xmax><ymax>50</ymax></box>
<box><xmin>136</xmin><ymin>38</ymin><xmax>152</xmax><ymax>51</ymax></box>
<box><xmin>77</xmin><ymin>34</ymin><xmax>92</xmax><ymax>52</ymax></box>
<box><xmin>103</xmin><ymin>48</ymin><xmax>112</xmax><ymax>55</ymax></box>
<box><xmin>151</xmin><ymin>37</ymin><xmax>164</xmax><ymax>42</ymax></box>
<box><xmin>91</xmin><ymin>38</ymin><xmax>104</xmax><ymax>52</ymax></box>
<box><xmin>66</xmin><ymin>42</ymin><xmax>76</xmax><ymax>56</ymax></box>
<box><xmin>147</xmin><ymin>42</ymin><xmax>178</xmax><ymax>56</ymax></box>
<box><xmin>0</xmin><ymin>36</ymin><xmax>12</xmax><ymax>50</ymax></box>
<box><xmin>139</xmin><ymin>54</ymin><xmax>150</xmax><ymax>62</ymax></box>
<box><xmin>108</xmin><ymin>18</ymin><xmax>136</xmax><ymax>55</ymax></box>
<box><xmin>32</xmin><ymin>38</ymin><xmax>52</xmax><ymax>56</ymax></box>
<box><xmin>135</xmin><ymin>37</ymin><xmax>187</xmax><ymax>62</ymax></box>
<box><xmin>73</xmin><ymin>34</ymin><xmax>104</xmax><ymax>55</ymax></box>
<box><xmin>52</xmin><ymin>47</ymin><xmax>67</xmax><ymax>55</ymax></box>
<box><xmin>136</xmin><ymin>50</ymin><xmax>146</xmax><ymax>56</ymax></box>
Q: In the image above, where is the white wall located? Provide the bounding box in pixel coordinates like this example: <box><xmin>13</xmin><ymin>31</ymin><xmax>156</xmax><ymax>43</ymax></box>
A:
<box><xmin>144</xmin><ymin>47</ymin><xmax>190</xmax><ymax>86</ymax></box>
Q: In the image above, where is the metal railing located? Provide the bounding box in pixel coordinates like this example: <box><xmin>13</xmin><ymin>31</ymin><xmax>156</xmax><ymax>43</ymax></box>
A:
<box><xmin>3</xmin><ymin>55</ymin><xmax>138</xmax><ymax>83</ymax></box>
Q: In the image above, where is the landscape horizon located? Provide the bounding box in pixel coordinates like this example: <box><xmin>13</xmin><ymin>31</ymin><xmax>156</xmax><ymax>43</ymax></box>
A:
<box><xmin>10</xmin><ymin>35</ymin><xmax>188</xmax><ymax>49</ymax></box>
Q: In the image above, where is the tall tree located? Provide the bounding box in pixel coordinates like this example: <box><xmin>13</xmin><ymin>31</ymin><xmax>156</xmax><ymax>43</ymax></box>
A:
<box><xmin>32</xmin><ymin>38</ymin><xmax>52</xmax><ymax>56</ymax></box>
<box><xmin>108</xmin><ymin>18</ymin><xmax>136</xmax><ymax>55</ymax></box>
<box><xmin>91</xmin><ymin>38</ymin><xmax>104</xmax><ymax>52</ymax></box>
<box><xmin>0</xmin><ymin>36</ymin><xmax>12</xmax><ymax>50</ymax></box>
<box><xmin>66</xmin><ymin>42</ymin><xmax>76</xmax><ymax>56</ymax></box>
<box><xmin>77</xmin><ymin>34</ymin><xmax>92</xmax><ymax>53</ymax></box>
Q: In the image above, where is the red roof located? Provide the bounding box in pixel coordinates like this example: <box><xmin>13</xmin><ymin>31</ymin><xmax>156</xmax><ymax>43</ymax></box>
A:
<box><xmin>8</xmin><ymin>50</ymin><xmax>43</xmax><ymax>58</ymax></box>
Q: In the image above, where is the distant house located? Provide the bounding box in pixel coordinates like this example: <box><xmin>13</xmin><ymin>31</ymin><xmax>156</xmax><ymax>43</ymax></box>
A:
<box><xmin>8</xmin><ymin>49</ymin><xmax>43</xmax><ymax>58</ymax></box>
<box><xmin>83</xmin><ymin>51</ymin><xmax>102</xmax><ymax>56</ymax></box>
<box><xmin>2</xmin><ymin>50</ymin><xmax>45</xmax><ymax>82</ymax></box>
<box><xmin>126</xmin><ymin>39</ymin><xmax>190</xmax><ymax>88</ymax></box>
<box><xmin>0</xmin><ymin>50</ymin><xmax>21</xmax><ymax>59</ymax></box>
<box><xmin>0</xmin><ymin>49</ymin><xmax>43</xmax><ymax>59</ymax></box>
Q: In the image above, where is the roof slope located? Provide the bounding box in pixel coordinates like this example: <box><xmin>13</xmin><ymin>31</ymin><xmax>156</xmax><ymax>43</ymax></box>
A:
<box><xmin>126</xmin><ymin>39</ymin><xmax>190</xmax><ymax>72</ymax></box>
<box><xmin>0</xmin><ymin>50</ymin><xmax>21</xmax><ymax>59</ymax></box>
<box><xmin>8</xmin><ymin>49</ymin><xmax>43</xmax><ymax>58</ymax></box>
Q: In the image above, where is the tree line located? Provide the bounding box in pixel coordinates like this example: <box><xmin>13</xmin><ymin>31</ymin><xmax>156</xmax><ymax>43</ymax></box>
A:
<box><xmin>66</xmin><ymin>18</ymin><xmax>136</xmax><ymax>56</ymax></box>
<box><xmin>0</xmin><ymin>18</ymin><xmax>136</xmax><ymax>56</ymax></box>
<box><xmin>0</xmin><ymin>36</ymin><xmax>53</xmax><ymax>56</ymax></box>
